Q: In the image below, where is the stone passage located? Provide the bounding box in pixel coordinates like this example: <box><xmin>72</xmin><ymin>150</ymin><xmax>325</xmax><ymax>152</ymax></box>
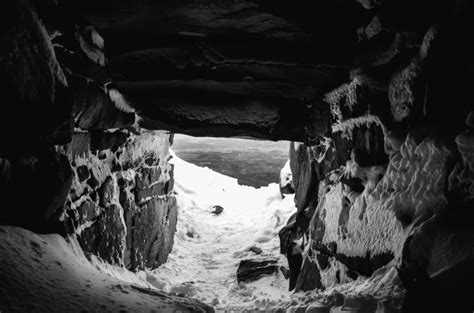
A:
<box><xmin>1</xmin><ymin>0</ymin><xmax>474</xmax><ymax>311</ymax></box>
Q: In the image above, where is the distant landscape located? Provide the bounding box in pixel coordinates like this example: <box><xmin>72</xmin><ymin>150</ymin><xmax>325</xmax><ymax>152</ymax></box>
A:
<box><xmin>171</xmin><ymin>134</ymin><xmax>290</xmax><ymax>188</ymax></box>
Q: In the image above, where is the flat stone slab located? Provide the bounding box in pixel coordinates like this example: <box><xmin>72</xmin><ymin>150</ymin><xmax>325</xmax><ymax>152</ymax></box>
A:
<box><xmin>236</xmin><ymin>259</ymin><xmax>278</xmax><ymax>283</ymax></box>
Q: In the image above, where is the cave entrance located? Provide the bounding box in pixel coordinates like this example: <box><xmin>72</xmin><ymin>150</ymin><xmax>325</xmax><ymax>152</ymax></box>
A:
<box><xmin>146</xmin><ymin>134</ymin><xmax>297</xmax><ymax>310</ymax></box>
<box><xmin>172</xmin><ymin>134</ymin><xmax>291</xmax><ymax>188</ymax></box>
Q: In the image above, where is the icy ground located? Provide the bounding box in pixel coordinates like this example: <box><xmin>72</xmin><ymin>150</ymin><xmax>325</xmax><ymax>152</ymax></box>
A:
<box><xmin>0</xmin><ymin>153</ymin><xmax>404</xmax><ymax>313</ymax></box>
<box><xmin>146</xmin><ymin>152</ymin><xmax>297</xmax><ymax>311</ymax></box>
<box><xmin>0</xmin><ymin>226</ymin><xmax>211</xmax><ymax>313</ymax></box>
<box><xmin>145</xmin><ymin>154</ymin><xmax>406</xmax><ymax>312</ymax></box>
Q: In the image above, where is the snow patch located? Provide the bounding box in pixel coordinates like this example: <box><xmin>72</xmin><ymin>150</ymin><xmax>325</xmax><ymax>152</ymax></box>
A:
<box><xmin>146</xmin><ymin>154</ymin><xmax>297</xmax><ymax>311</ymax></box>
<box><xmin>0</xmin><ymin>226</ymin><xmax>209</xmax><ymax>312</ymax></box>
<box><xmin>280</xmin><ymin>160</ymin><xmax>292</xmax><ymax>187</ymax></box>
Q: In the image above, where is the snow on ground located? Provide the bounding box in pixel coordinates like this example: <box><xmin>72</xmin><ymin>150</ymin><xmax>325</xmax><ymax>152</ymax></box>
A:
<box><xmin>145</xmin><ymin>153</ymin><xmax>405</xmax><ymax>312</ymax></box>
<box><xmin>0</xmin><ymin>152</ymin><xmax>405</xmax><ymax>313</ymax></box>
<box><xmin>146</xmin><ymin>152</ymin><xmax>297</xmax><ymax>311</ymax></box>
<box><xmin>0</xmin><ymin>226</ymin><xmax>212</xmax><ymax>313</ymax></box>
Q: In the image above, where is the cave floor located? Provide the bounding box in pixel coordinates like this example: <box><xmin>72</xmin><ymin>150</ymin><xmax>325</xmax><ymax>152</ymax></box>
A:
<box><xmin>0</xmin><ymin>225</ymin><xmax>212</xmax><ymax>313</ymax></box>
<box><xmin>145</xmin><ymin>154</ymin><xmax>407</xmax><ymax>312</ymax></box>
<box><xmin>0</xmin><ymin>155</ymin><xmax>406</xmax><ymax>313</ymax></box>
<box><xmin>0</xmin><ymin>154</ymin><xmax>296</xmax><ymax>313</ymax></box>
<box><xmin>146</xmin><ymin>154</ymin><xmax>296</xmax><ymax>311</ymax></box>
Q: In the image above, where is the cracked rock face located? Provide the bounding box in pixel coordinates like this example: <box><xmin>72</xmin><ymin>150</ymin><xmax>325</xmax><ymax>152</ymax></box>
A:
<box><xmin>65</xmin><ymin>131</ymin><xmax>177</xmax><ymax>270</ymax></box>
<box><xmin>52</xmin><ymin>0</ymin><xmax>372</xmax><ymax>141</ymax></box>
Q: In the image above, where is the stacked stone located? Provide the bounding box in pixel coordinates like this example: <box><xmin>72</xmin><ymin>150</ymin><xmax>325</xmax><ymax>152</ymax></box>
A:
<box><xmin>66</xmin><ymin>131</ymin><xmax>177</xmax><ymax>270</ymax></box>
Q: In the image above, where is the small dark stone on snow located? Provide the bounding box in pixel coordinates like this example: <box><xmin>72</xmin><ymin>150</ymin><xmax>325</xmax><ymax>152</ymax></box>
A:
<box><xmin>249</xmin><ymin>246</ymin><xmax>262</xmax><ymax>254</ymax></box>
<box><xmin>211</xmin><ymin>205</ymin><xmax>224</xmax><ymax>215</ymax></box>
<box><xmin>186</xmin><ymin>231</ymin><xmax>194</xmax><ymax>238</ymax></box>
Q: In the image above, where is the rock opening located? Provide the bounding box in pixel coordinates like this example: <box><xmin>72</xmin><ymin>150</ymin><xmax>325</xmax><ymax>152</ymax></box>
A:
<box><xmin>1</xmin><ymin>0</ymin><xmax>474</xmax><ymax>312</ymax></box>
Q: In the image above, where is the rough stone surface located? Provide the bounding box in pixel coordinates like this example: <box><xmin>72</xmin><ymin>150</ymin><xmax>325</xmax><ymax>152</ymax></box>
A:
<box><xmin>98</xmin><ymin>176</ymin><xmax>115</xmax><ymax>207</ymax></box>
<box><xmin>294</xmin><ymin>258</ymin><xmax>323</xmax><ymax>292</ymax></box>
<box><xmin>65</xmin><ymin>131</ymin><xmax>177</xmax><ymax>269</ymax></box>
<box><xmin>2</xmin><ymin>0</ymin><xmax>474</xmax><ymax>311</ymax></box>
<box><xmin>66</xmin><ymin>132</ymin><xmax>91</xmax><ymax>159</ymax></box>
<box><xmin>80</xmin><ymin>204</ymin><xmax>126</xmax><ymax>265</ymax></box>
<box><xmin>90</xmin><ymin>130</ymin><xmax>129</xmax><ymax>152</ymax></box>
<box><xmin>278</xmin><ymin>21</ymin><xmax>474</xmax><ymax>294</ymax></box>
<box><xmin>237</xmin><ymin>259</ymin><xmax>278</xmax><ymax>283</ymax></box>
<box><xmin>54</xmin><ymin>0</ymin><xmax>372</xmax><ymax>141</ymax></box>
<box><xmin>76</xmin><ymin>198</ymin><xmax>101</xmax><ymax>223</ymax></box>
<box><xmin>290</xmin><ymin>142</ymin><xmax>319</xmax><ymax>211</ymax></box>
<box><xmin>70</xmin><ymin>77</ymin><xmax>135</xmax><ymax>131</ymax></box>
<box><xmin>125</xmin><ymin>196</ymin><xmax>177</xmax><ymax>270</ymax></box>
<box><xmin>388</xmin><ymin>60</ymin><xmax>424</xmax><ymax>122</ymax></box>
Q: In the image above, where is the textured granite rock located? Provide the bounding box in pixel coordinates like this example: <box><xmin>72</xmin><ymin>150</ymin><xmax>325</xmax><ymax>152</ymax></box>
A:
<box><xmin>65</xmin><ymin>131</ymin><xmax>177</xmax><ymax>269</ymax></box>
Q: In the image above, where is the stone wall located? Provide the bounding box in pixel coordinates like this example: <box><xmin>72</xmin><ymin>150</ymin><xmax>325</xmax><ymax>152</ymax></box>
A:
<box><xmin>64</xmin><ymin>130</ymin><xmax>177</xmax><ymax>270</ymax></box>
<box><xmin>0</xmin><ymin>0</ymin><xmax>179</xmax><ymax>271</ymax></box>
<box><xmin>289</xmin><ymin>117</ymin><xmax>474</xmax><ymax>294</ymax></box>
<box><xmin>283</xmin><ymin>12</ymin><xmax>474</xmax><ymax>294</ymax></box>
<box><xmin>290</xmin><ymin>117</ymin><xmax>474</xmax><ymax>294</ymax></box>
